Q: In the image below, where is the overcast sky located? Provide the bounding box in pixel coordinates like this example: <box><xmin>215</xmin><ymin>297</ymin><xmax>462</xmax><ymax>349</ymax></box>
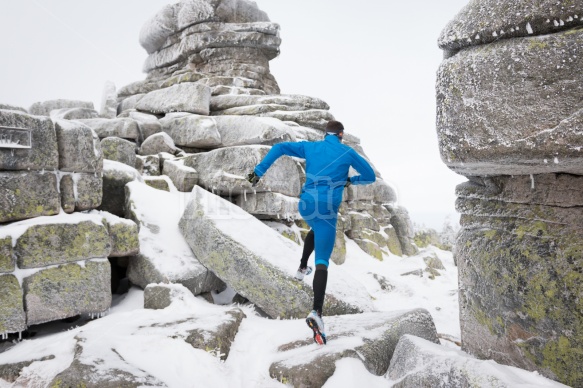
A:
<box><xmin>0</xmin><ymin>0</ymin><xmax>468</xmax><ymax>229</ymax></box>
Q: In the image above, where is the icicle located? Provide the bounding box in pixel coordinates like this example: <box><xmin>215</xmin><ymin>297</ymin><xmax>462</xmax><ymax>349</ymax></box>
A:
<box><xmin>18</xmin><ymin>331</ymin><xmax>22</xmax><ymax>340</ymax></box>
<box><xmin>530</xmin><ymin>174</ymin><xmax>535</xmax><ymax>189</ymax></box>
<box><xmin>243</xmin><ymin>190</ymin><xmax>247</xmax><ymax>202</ymax></box>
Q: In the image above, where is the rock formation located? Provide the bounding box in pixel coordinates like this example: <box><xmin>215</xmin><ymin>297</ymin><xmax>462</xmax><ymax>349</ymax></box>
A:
<box><xmin>437</xmin><ymin>1</ymin><xmax>583</xmax><ymax>386</ymax></box>
<box><xmin>0</xmin><ymin>0</ymin><xmax>416</xmax><ymax>351</ymax></box>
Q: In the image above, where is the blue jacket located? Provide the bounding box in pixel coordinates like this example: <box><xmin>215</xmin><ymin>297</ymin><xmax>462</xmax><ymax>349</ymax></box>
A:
<box><xmin>254</xmin><ymin>135</ymin><xmax>376</xmax><ymax>207</ymax></box>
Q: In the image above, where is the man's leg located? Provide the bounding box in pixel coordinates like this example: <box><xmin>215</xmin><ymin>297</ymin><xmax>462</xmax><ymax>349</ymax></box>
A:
<box><xmin>312</xmin><ymin>217</ymin><xmax>336</xmax><ymax>315</ymax></box>
<box><xmin>300</xmin><ymin>229</ymin><xmax>314</xmax><ymax>269</ymax></box>
<box><xmin>312</xmin><ymin>263</ymin><xmax>328</xmax><ymax>315</ymax></box>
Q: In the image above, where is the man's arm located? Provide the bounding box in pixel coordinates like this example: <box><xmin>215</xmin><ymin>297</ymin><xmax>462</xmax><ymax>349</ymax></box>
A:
<box><xmin>254</xmin><ymin>142</ymin><xmax>306</xmax><ymax>177</ymax></box>
<box><xmin>348</xmin><ymin>149</ymin><xmax>376</xmax><ymax>185</ymax></box>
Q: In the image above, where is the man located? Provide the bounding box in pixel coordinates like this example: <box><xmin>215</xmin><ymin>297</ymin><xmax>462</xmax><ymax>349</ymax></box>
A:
<box><xmin>247</xmin><ymin>120</ymin><xmax>376</xmax><ymax>344</ymax></box>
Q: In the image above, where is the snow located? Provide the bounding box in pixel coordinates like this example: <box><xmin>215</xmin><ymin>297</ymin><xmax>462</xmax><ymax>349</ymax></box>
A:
<box><xmin>526</xmin><ymin>22</ymin><xmax>534</xmax><ymax>34</ymax></box>
<box><xmin>126</xmin><ymin>181</ymin><xmax>203</xmax><ymax>279</ymax></box>
<box><xmin>0</xmin><ymin>191</ymin><xmax>565</xmax><ymax>387</ymax></box>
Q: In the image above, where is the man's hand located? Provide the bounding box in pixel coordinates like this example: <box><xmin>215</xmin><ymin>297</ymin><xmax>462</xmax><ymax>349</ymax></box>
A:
<box><xmin>247</xmin><ymin>171</ymin><xmax>260</xmax><ymax>187</ymax></box>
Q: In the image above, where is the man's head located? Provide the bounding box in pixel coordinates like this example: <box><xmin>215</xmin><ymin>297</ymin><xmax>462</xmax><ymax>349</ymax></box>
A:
<box><xmin>326</xmin><ymin>120</ymin><xmax>344</xmax><ymax>141</ymax></box>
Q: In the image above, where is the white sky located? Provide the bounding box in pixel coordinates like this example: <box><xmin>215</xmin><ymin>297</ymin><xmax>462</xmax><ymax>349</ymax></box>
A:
<box><xmin>0</xmin><ymin>0</ymin><xmax>468</xmax><ymax>230</ymax></box>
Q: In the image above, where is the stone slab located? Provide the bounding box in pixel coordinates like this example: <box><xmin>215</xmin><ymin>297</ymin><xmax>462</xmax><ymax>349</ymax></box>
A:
<box><xmin>54</xmin><ymin>120</ymin><xmax>103</xmax><ymax>173</ymax></box>
<box><xmin>23</xmin><ymin>260</ymin><xmax>111</xmax><ymax>325</ymax></box>
<box><xmin>136</xmin><ymin>83</ymin><xmax>211</xmax><ymax>115</ymax></box>
<box><xmin>0</xmin><ymin>171</ymin><xmax>60</xmax><ymax>223</ymax></box>
<box><xmin>76</xmin><ymin>118</ymin><xmax>140</xmax><ymax>140</ymax></box>
<box><xmin>0</xmin><ymin>110</ymin><xmax>58</xmax><ymax>171</ymax></box>
<box><xmin>179</xmin><ymin>186</ymin><xmax>369</xmax><ymax>319</ymax></box>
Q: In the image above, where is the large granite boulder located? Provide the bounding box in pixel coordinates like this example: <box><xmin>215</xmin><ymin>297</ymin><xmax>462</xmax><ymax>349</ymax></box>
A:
<box><xmin>162</xmin><ymin>158</ymin><xmax>198</xmax><ymax>192</ymax></box>
<box><xmin>269</xmin><ymin>309</ymin><xmax>439</xmax><ymax>387</ymax></box>
<box><xmin>160</xmin><ymin>112</ymin><xmax>222</xmax><ymax>148</ymax></box>
<box><xmin>99</xmin><ymin>160</ymin><xmax>142</xmax><ymax>216</ymax></box>
<box><xmin>28</xmin><ymin>99</ymin><xmax>94</xmax><ymax>117</ymax></box>
<box><xmin>386</xmin><ymin>335</ymin><xmax>569</xmax><ymax>388</ymax></box>
<box><xmin>179</xmin><ymin>186</ymin><xmax>371</xmax><ymax>319</ymax></box>
<box><xmin>235</xmin><ymin>192</ymin><xmax>299</xmax><ymax>220</ymax></box>
<box><xmin>50</xmin><ymin>108</ymin><xmax>100</xmax><ymax>120</ymax></box>
<box><xmin>139</xmin><ymin>132</ymin><xmax>177</xmax><ymax>156</ymax></box>
<box><xmin>125</xmin><ymin>181</ymin><xmax>224</xmax><ymax>295</ymax></box>
<box><xmin>127</xmin><ymin>111</ymin><xmax>162</xmax><ymax>141</ymax></box>
<box><xmin>76</xmin><ymin>118</ymin><xmax>140</xmax><ymax>141</ymax></box>
<box><xmin>23</xmin><ymin>260</ymin><xmax>111</xmax><ymax>325</ymax></box>
<box><xmin>439</xmin><ymin>0</ymin><xmax>583</xmax><ymax>52</ymax></box>
<box><xmin>93</xmin><ymin>210</ymin><xmax>140</xmax><ymax>257</ymax></box>
<box><xmin>183</xmin><ymin>145</ymin><xmax>304</xmax><ymax>197</ymax></box>
<box><xmin>136</xmin><ymin>83</ymin><xmax>211</xmax><ymax>115</ymax></box>
<box><xmin>7</xmin><ymin>213</ymin><xmax>111</xmax><ymax>269</ymax></box>
<box><xmin>100</xmin><ymin>137</ymin><xmax>136</xmax><ymax>167</ymax></box>
<box><xmin>437</xmin><ymin>28</ymin><xmax>583</xmax><ymax>176</ymax></box>
<box><xmin>213</xmin><ymin>116</ymin><xmax>295</xmax><ymax>147</ymax></box>
<box><xmin>210</xmin><ymin>94</ymin><xmax>329</xmax><ymax>113</ymax></box>
<box><xmin>54</xmin><ymin>120</ymin><xmax>103</xmax><ymax>173</ymax></box>
<box><xmin>0</xmin><ymin>109</ymin><xmax>58</xmax><ymax>171</ymax></box>
<box><xmin>0</xmin><ymin>171</ymin><xmax>60</xmax><ymax>223</ymax></box>
<box><xmin>139</xmin><ymin>0</ymin><xmax>270</xmax><ymax>55</ymax></box>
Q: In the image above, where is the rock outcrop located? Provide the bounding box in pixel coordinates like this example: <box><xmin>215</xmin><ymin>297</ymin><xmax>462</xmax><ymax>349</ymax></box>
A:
<box><xmin>437</xmin><ymin>2</ymin><xmax>583</xmax><ymax>386</ymax></box>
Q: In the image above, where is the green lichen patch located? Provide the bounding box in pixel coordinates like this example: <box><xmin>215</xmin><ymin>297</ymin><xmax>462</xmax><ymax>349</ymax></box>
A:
<box><xmin>15</xmin><ymin>220</ymin><xmax>111</xmax><ymax>269</ymax></box>
<box><xmin>353</xmin><ymin>239</ymin><xmax>383</xmax><ymax>261</ymax></box>
<box><xmin>0</xmin><ymin>275</ymin><xmax>26</xmax><ymax>333</ymax></box>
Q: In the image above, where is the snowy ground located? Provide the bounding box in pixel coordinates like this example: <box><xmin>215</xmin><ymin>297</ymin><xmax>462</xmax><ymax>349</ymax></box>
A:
<box><xmin>0</xmin><ymin>241</ymin><xmax>461</xmax><ymax>387</ymax></box>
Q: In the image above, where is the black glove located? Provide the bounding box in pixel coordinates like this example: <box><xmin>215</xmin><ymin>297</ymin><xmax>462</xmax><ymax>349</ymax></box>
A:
<box><xmin>247</xmin><ymin>171</ymin><xmax>260</xmax><ymax>187</ymax></box>
<box><xmin>345</xmin><ymin>178</ymin><xmax>352</xmax><ymax>188</ymax></box>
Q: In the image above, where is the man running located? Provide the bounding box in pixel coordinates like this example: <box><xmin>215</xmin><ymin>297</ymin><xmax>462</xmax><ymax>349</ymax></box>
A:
<box><xmin>247</xmin><ymin>120</ymin><xmax>376</xmax><ymax>344</ymax></box>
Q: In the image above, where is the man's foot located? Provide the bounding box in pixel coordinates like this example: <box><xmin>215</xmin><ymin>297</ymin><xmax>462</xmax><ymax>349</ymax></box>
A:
<box><xmin>306</xmin><ymin>310</ymin><xmax>326</xmax><ymax>345</ymax></box>
<box><xmin>294</xmin><ymin>266</ymin><xmax>313</xmax><ymax>281</ymax></box>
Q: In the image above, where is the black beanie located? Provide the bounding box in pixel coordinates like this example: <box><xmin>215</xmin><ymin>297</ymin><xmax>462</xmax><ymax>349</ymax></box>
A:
<box><xmin>326</xmin><ymin>120</ymin><xmax>344</xmax><ymax>134</ymax></box>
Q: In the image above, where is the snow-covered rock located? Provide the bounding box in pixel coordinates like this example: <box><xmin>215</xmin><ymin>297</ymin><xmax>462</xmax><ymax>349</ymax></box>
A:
<box><xmin>160</xmin><ymin>112</ymin><xmax>221</xmax><ymax>148</ymax></box>
<box><xmin>99</xmin><ymin>81</ymin><xmax>118</xmax><ymax>119</ymax></box>
<box><xmin>183</xmin><ymin>145</ymin><xmax>303</xmax><ymax>196</ymax></box>
<box><xmin>76</xmin><ymin>118</ymin><xmax>140</xmax><ymax>140</ymax></box>
<box><xmin>210</xmin><ymin>94</ymin><xmax>329</xmax><ymax>113</ymax></box>
<box><xmin>235</xmin><ymin>191</ymin><xmax>299</xmax><ymax>220</ymax></box>
<box><xmin>50</xmin><ymin>107</ymin><xmax>100</xmax><ymax>120</ymax></box>
<box><xmin>270</xmin><ymin>309</ymin><xmax>439</xmax><ymax>387</ymax></box>
<box><xmin>0</xmin><ymin>109</ymin><xmax>58</xmax><ymax>171</ymax></box>
<box><xmin>437</xmin><ymin>29</ymin><xmax>583</xmax><ymax>176</ymax></box>
<box><xmin>54</xmin><ymin>120</ymin><xmax>103</xmax><ymax>173</ymax></box>
<box><xmin>99</xmin><ymin>160</ymin><xmax>142</xmax><ymax>216</ymax></box>
<box><xmin>28</xmin><ymin>99</ymin><xmax>94</xmax><ymax>117</ymax></box>
<box><xmin>125</xmin><ymin>181</ymin><xmax>224</xmax><ymax>295</ymax></box>
<box><xmin>136</xmin><ymin>83</ymin><xmax>211</xmax><ymax>115</ymax></box>
<box><xmin>213</xmin><ymin>115</ymin><xmax>295</xmax><ymax>147</ymax></box>
<box><xmin>179</xmin><ymin>186</ymin><xmax>369</xmax><ymax>319</ymax></box>
<box><xmin>439</xmin><ymin>0</ymin><xmax>583</xmax><ymax>51</ymax></box>
<box><xmin>128</xmin><ymin>111</ymin><xmax>162</xmax><ymax>142</ymax></box>
<box><xmin>162</xmin><ymin>158</ymin><xmax>198</xmax><ymax>192</ymax></box>
<box><xmin>24</xmin><ymin>260</ymin><xmax>111</xmax><ymax>326</ymax></box>
<box><xmin>139</xmin><ymin>132</ymin><xmax>176</xmax><ymax>156</ymax></box>
<box><xmin>386</xmin><ymin>335</ymin><xmax>569</xmax><ymax>387</ymax></box>
<box><xmin>259</xmin><ymin>109</ymin><xmax>334</xmax><ymax>131</ymax></box>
